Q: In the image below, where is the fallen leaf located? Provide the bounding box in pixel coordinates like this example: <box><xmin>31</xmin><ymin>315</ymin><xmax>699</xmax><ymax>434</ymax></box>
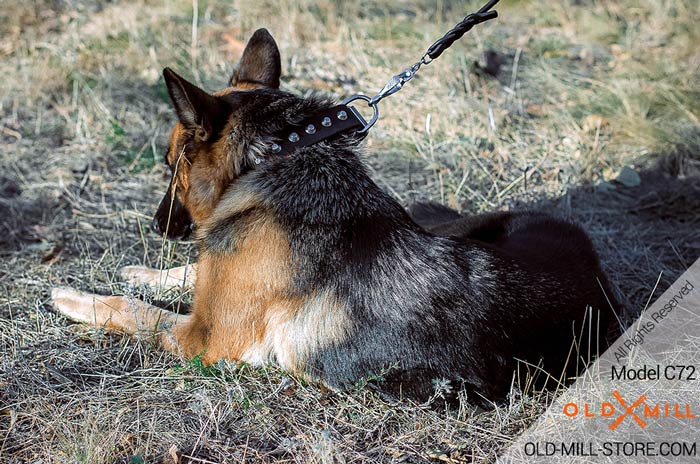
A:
<box><xmin>41</xmin><ymin>245</ymin><xmax>63</xmax><ymax>264</ymax></box>
<box><xmin>281</xmin><ymin>383</ymin><xmax>296</xmax><ymax>397</ymax></box>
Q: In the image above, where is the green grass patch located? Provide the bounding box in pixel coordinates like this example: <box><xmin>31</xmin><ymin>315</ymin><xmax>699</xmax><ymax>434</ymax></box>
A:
<box><xmin>172</xmin><ymin>352</ymin><xmax>227</xmax><ymax>378</ymax></box>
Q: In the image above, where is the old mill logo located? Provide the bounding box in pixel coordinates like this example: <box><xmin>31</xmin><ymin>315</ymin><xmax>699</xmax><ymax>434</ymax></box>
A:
<box><xmin>563</xmin><ymin>391</ymin><xmax>698</xmax><ymax>430</ymax></box>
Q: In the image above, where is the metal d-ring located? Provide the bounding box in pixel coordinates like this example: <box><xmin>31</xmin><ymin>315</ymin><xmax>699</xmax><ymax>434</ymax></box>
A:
<box><xmin>342</xmin><ymin>94</ymin><xmax>379</xmax><ymax>134</ymax></box>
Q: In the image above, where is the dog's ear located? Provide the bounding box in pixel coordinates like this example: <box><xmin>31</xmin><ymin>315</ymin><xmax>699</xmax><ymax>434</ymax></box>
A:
<box><xmin>163</xmin><ymin>67</ymin><xmax>225</xmax><ymax>142</ymax></box>
<box><xmin>229</xmin><ymin>28</ymin><xmax>281</xmax><ymax>89</ymax></box>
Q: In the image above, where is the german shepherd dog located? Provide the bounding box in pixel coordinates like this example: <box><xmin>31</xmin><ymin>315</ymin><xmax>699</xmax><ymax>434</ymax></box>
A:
<box><xmin>52</xmin><ymin>29</ymin><xmax>619</xmax><ymax>402</ymax></box>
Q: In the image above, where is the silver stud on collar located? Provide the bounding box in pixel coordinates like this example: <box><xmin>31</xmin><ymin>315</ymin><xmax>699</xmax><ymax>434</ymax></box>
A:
<box><xmin>305</xmin><ymin>124</ymin><xmax>316</xmax><ymax>134</ymax></box>
<box><xmin>288</xmin><ymin>132</ymin><xmax>300</xmax><ymax>142</ymax></box>
<box><xmin>337</xmin><ymin>110</ymin><xmax>348</xmax><ymax>120</ymax></box>
<box><xmin>271</xmin><ymin>143</ymin><xmax>281</xmax><ymax>153</ymax></box>
<box><xmin>321</xmin><ymin>117</ymin><xmax>332</xmax><ymax>127</ymax></box>
<box><xmin>254</xmin><ymin>157</ymin><xmax>262</xmax><ymax>165</ymax></box>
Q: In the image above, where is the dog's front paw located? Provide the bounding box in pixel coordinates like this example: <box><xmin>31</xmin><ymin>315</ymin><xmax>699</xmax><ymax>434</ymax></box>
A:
<box><xmin>51</xmin><ymin>287</ymin><xmax>101</xmax><ymax>324</ymax></box>
<box><xmin>121</xmin><ymin>264</ymin><xmax>195</xmax><ymax>290</ymax></box>
<box><xmin>120</xmin><ymin>265</ymin><xmax>163</xmax><ymax>287</ymax></box>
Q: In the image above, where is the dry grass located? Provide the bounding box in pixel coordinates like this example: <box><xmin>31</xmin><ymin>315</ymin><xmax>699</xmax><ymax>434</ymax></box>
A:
<box><xmin>1</xmin><ymin>0</ymin><xmax>699</xmax><ymax>462</ymax></box>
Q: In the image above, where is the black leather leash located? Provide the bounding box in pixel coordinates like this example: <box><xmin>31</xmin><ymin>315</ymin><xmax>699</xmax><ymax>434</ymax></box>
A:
<box><xmin>266</xmin><ymin>0</ymin><xmax>500</xmax><ymax>159</ymax></box>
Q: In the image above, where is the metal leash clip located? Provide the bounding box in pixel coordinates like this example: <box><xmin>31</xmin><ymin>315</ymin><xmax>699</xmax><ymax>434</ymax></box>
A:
<box><xmin>341</xmin><ymin>57</ymin><xmax>426</xmax><ymax>134</ymax></box>
<box><xmin>370</xmin><ymin>60</ymin><xmax>423</xmax><ymax>106</ymax></box>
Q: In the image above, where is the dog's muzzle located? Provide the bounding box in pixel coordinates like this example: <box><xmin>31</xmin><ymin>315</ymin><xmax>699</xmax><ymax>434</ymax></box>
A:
<box><xmin>152</xmin><ymin>186</ymin><xmax>194</xmax><ymax>240</ymax></box>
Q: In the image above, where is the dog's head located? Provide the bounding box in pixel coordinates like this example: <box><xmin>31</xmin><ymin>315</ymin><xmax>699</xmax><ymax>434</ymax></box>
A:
<box><xmin>153</xmin><ymin>28</ymin><xmax>283</xmax><ymax>239</ymax></box>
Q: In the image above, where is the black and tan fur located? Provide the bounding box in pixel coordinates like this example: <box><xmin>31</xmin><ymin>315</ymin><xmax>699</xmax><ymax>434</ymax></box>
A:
<box><xmin>52</xmin><ymin>29</ymin><xmax>619</xmax><ymax>402</ymax></box>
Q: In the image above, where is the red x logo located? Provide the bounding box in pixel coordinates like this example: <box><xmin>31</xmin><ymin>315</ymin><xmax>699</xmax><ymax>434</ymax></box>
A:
<box><xmin>609</xmin><ymin>390</ymin><xmax>647</xmax><ymax>430</ymax></box>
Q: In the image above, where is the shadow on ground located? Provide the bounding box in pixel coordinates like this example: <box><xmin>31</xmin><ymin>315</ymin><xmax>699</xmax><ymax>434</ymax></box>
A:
<box><xmin>525</xmin><ymin>147</ymin><xmax>700</xmax><ymax>325</ymax></box>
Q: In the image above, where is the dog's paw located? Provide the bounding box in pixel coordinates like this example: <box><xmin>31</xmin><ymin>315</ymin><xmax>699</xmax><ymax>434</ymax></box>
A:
<box><xmin>120</xmin><ymin>265</ymin><xmax>163</xmax><ymax>287</ymax></box>
<box><xmin>51</xmin><ymin>287</ymin><xmax>100</xmax><ymax>324</ymax></box>
<box><xmin>121</xmin><ymin>264</ymin><xmax>195</xmax><ymax>290</ymax></box>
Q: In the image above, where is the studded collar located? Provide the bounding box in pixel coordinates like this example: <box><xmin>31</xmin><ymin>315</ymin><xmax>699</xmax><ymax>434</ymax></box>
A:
<box><xmin>266</xmin><ymin>104</ymin><xmax>368</xmax><ymax>159</ymax></box>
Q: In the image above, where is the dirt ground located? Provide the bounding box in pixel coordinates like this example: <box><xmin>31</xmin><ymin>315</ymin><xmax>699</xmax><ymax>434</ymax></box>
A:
<box><xmin>1</xmin><ymin>0</ymin><xmax>699</xmax><ymax>462</ymax></box>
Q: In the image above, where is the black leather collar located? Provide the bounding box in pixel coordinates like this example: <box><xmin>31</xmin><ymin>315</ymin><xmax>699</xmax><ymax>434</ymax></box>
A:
<box><xmin>268</xmin><ymin>104</ymin><xmax>367</xmax><ymax>157</ymax></box>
